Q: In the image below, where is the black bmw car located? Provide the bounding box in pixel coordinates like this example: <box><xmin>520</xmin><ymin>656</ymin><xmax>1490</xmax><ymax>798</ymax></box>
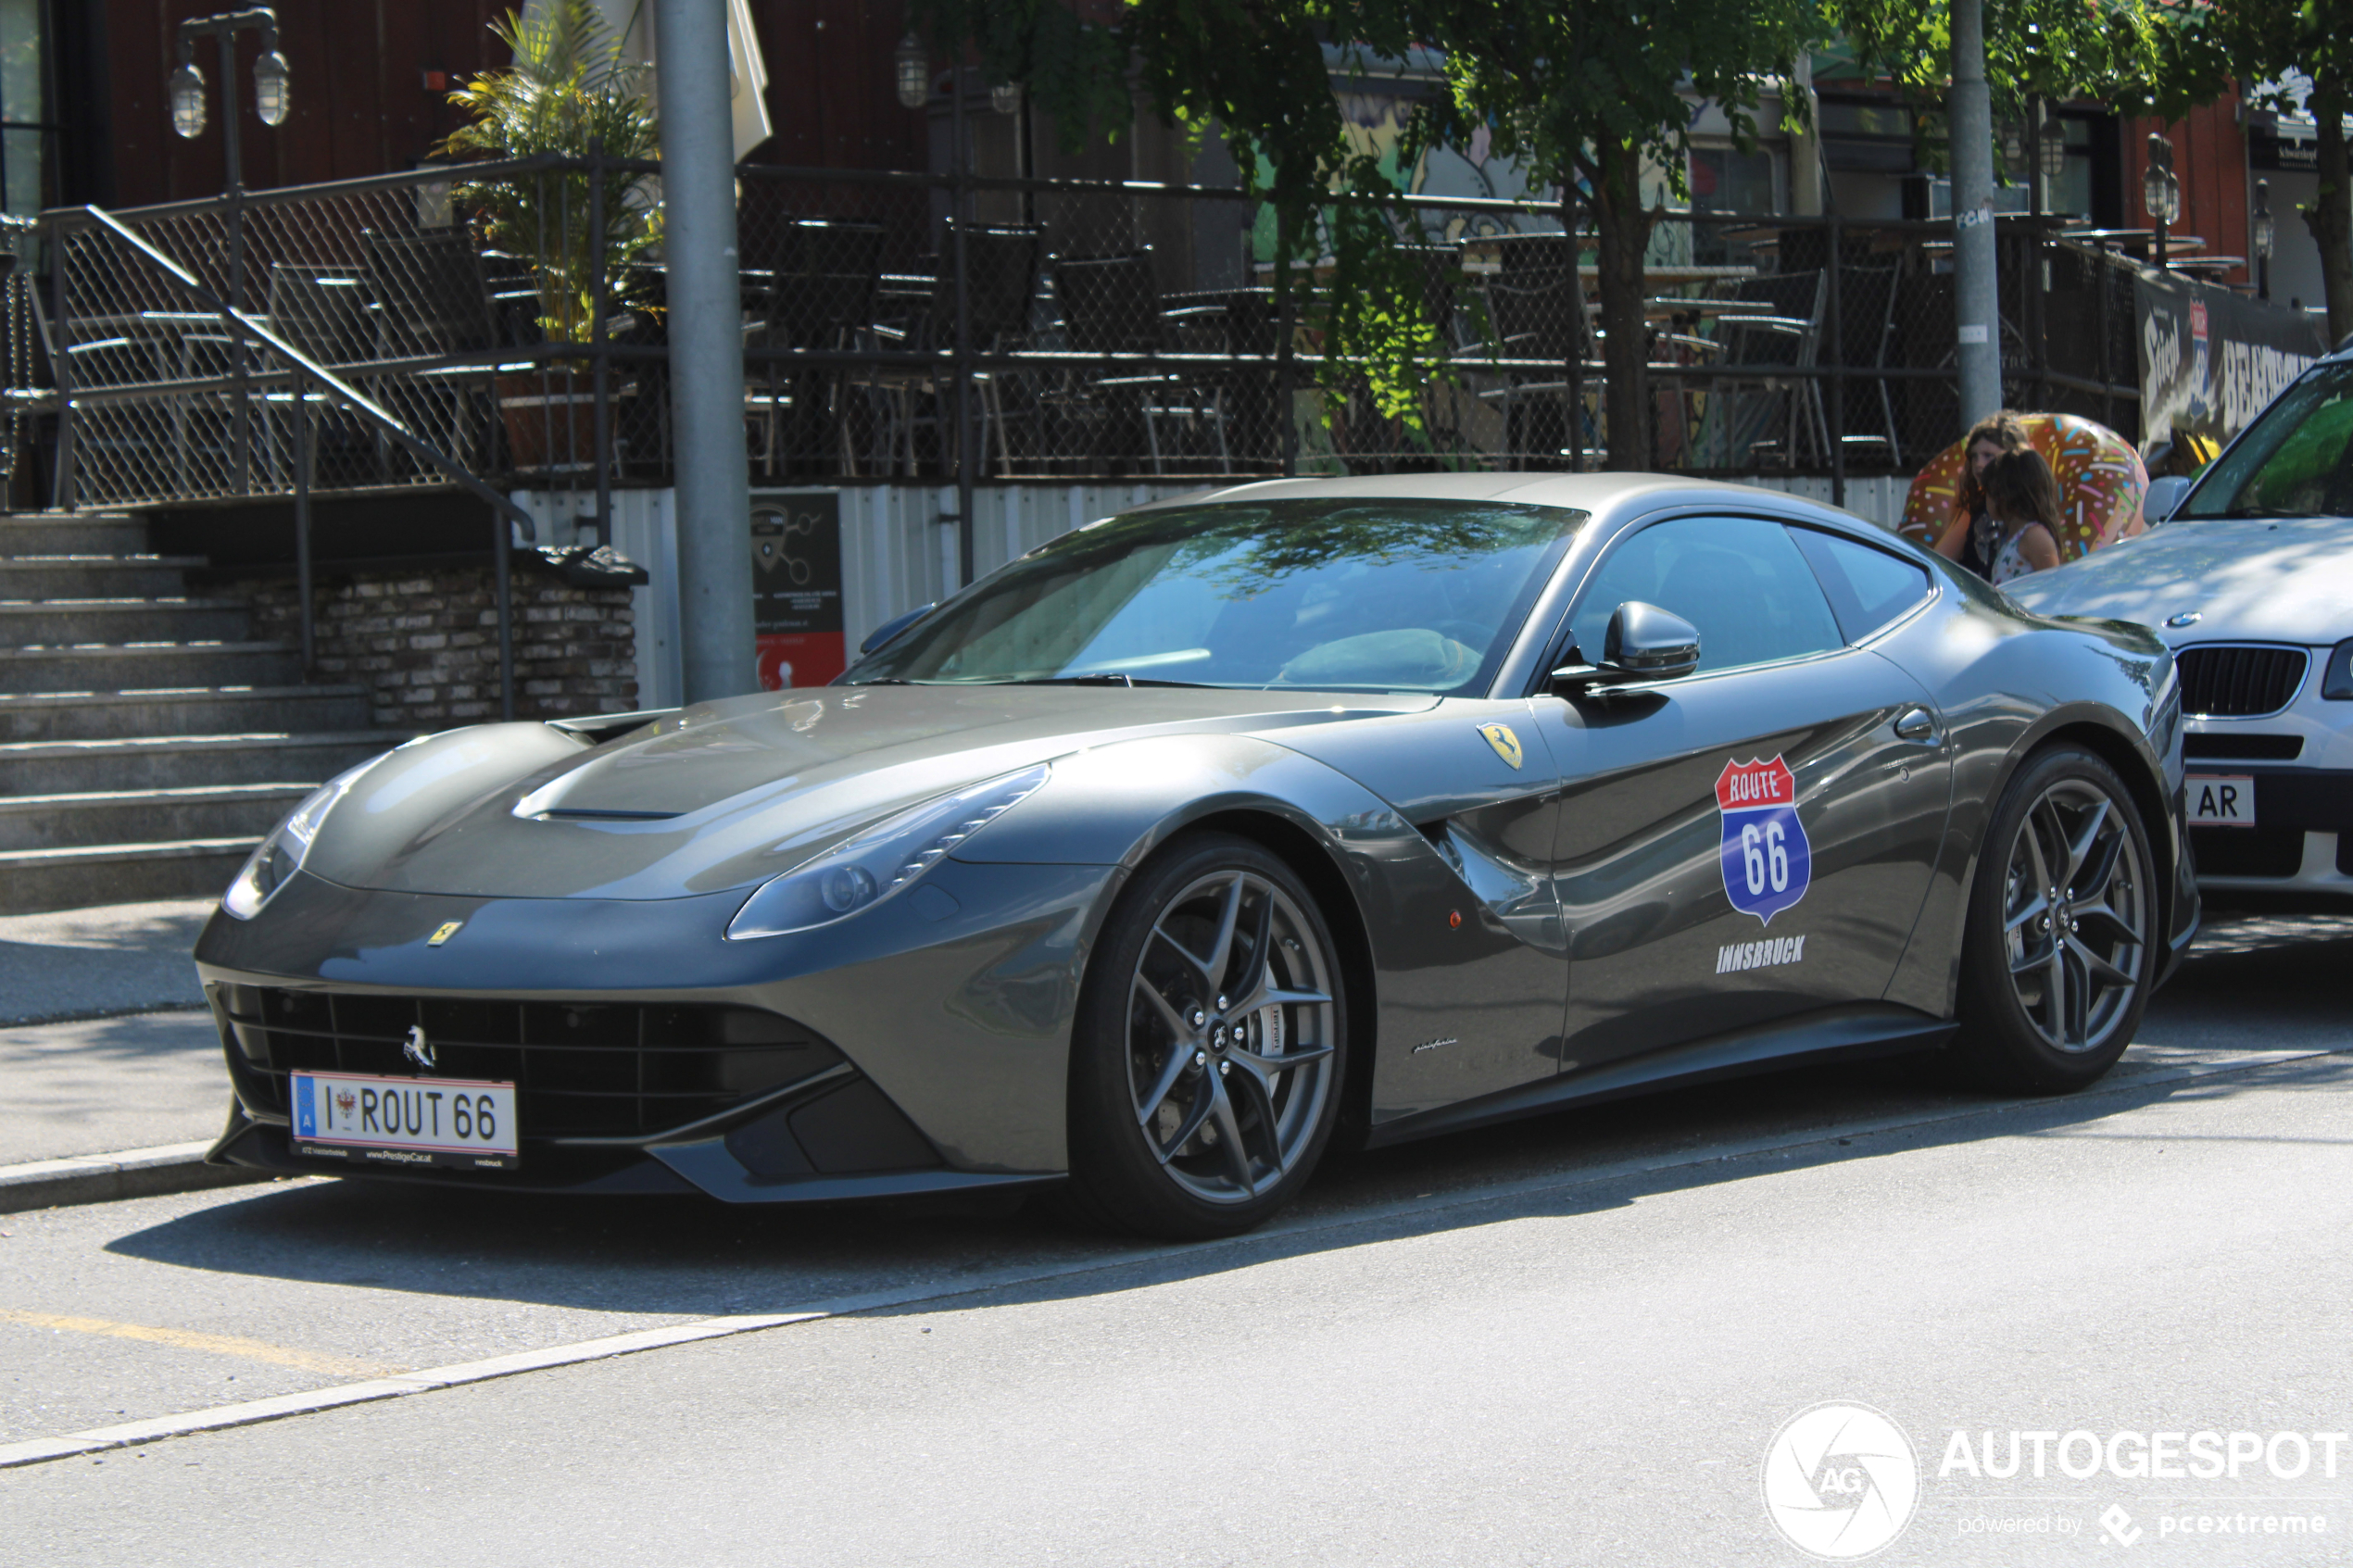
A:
<box><xmin>198</xmin><ymin>473</ymin><xmax>2197</xmax><ymax>1236</ymax></box>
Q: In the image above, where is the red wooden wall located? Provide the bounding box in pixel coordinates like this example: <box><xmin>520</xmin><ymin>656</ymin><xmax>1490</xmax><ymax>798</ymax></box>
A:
<box><xmin>2121</xmin><ymin>92</ymin><xmax>2251</xmax><ymax>287</ymax></box>
<box><xmin>99</xmin><ymin>0</ymin><xmax>925</xmax><ymax>208</ymax></box>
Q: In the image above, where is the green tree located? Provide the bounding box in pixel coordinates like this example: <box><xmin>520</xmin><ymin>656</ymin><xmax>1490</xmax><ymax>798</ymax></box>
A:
<box><xmin>911</xmin><ymin>0</ymin><xmax>1446</xmax><ymax>440</ymax></box>
<box><xmin>2137</xmin><ymin>0</ymin><xmax>2348</xmax><ymax>345</ymax></box>
<box><xmin>1833</xmin><ymin>0</ymin><xmax>2159</xmax><ymax>133</ymax></box>
<box><xmin>1400</xmin><ymin>0</ymin><xmax>1829</xmax><ymax>470</ymax></box>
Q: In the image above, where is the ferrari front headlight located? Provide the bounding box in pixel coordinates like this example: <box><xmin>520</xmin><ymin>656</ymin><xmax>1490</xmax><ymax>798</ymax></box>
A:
<box><xmin>725</xmin><ymin>763</ymin><xmax>1051</xmax><ymax>939</ymax></box>
<box><xmin>221</xmin><ymin>757</ymin><xmax>385</xmax><ymax>919</ymax></box>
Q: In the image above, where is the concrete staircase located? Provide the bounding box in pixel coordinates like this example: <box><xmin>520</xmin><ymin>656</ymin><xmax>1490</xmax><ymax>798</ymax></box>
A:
<box><xmin>0</xmin><ymin>511</ymin><xmax>399</xmax><ymax>915</ymax></box>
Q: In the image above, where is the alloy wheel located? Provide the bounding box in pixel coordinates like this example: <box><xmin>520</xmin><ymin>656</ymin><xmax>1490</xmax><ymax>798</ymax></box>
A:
<box><xmin>1124</xmin><ymin>868</ymin><xmax>1338</xmax><ymax>1205</ymax></box>
<box><xmin>1999</xmin><ymin>778</ymin><xmax>2149</xmax><ymax>1054</ymax></box>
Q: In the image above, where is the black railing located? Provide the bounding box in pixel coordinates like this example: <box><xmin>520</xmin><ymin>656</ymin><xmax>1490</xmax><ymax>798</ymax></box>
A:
<box><xmin>30</xmin><ymin>153</ymin><xmax>2203</xmax><ymax>529</ymax></box>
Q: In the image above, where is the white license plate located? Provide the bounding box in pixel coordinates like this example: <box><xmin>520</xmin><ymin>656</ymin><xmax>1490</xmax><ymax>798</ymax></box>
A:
<box><xmin>290</xmin><ymin>1072</ymin><xmax>519</xmax><ymax>1170</ymax></box>
<box><xmin>2185</xmin><ymin>774</ymin><xmax>2258</xmax><ymax>828</ymax></box>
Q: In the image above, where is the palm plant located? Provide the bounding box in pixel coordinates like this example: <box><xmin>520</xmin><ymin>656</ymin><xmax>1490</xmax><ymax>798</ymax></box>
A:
<box><xmin>435</xmin><ymin>0</ymin><xmax>660</xmax><ymax>345</ymax></box>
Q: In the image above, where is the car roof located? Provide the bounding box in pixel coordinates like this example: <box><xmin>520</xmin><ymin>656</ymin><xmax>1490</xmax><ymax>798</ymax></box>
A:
<box><xmin>1139</xmin><ymin>470</ymin><xmax>1887</xmax><ymax>533</ymax></box>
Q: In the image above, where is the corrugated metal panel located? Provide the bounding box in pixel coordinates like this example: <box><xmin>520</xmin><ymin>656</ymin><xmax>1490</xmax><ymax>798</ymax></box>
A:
<box><xmin>1730</xmin><ymin>474</ymin><xmax>1916</xmax><ymax>530</ymax></box>
<box><xmin>817</xmin><ymin>482</ymin><xmax>1214</xmax><ymax>654</ymax></box>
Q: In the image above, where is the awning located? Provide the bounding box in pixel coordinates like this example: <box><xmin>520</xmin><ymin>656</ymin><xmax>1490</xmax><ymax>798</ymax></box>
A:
<box><xmin>521</xmin><ymin>0</ymin><xmax>774</xmax><ymax>161</ymax></box>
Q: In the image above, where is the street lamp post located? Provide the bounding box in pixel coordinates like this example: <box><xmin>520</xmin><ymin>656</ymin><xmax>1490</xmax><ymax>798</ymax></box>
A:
<box><xmin>895</xmin><ymin>37</ymin><xmax>975</xmax><ymax>589</ymax></box>
<box><xmin>2253</xmin><ymin>179</ymin><xmax>2275</xmax><ymax>302</ymax></box>
<box><xmin>168</xmin><ymin>7</ymin><xmax>290</xmax><ymax>502</ymax></box>
<box><xmin>2143</xmin><ymin>132</ymin><xmax>2179</xmax><ymax>273</ymax></box>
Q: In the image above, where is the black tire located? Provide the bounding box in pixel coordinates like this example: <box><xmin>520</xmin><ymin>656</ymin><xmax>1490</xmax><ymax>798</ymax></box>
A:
<box><xmin>1951</xmin><ymin>745</ymin><xmax>2157</xmax><ymax>1092</ymax></box>
<box><xmin>1063</xmin><ymin>832</ymin><xmax>1347</xmax><ymax>1239</ymax></box>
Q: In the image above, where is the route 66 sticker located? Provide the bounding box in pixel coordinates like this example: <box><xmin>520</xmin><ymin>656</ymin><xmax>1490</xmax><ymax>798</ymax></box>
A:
<box><xmin>1718</xmin><ymin>756</ymin><xmax>1811</xmax><ymax>925</ymax></box>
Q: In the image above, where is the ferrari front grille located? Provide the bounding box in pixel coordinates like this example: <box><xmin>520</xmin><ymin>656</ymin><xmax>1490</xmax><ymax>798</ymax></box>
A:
<box><xmin>2175</xmin><ymin>645</ymin><xmax>2308</xmax><ymax>718</ymax></box>
<box><xmin>210</xmin><ymin>987</ymin><xmax>845</xmax><ymax>1138</ymax></box>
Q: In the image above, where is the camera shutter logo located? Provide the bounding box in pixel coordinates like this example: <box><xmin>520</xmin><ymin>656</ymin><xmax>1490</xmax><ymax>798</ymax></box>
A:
<box><xmin>1761</xmin><ymin>1402</ymin><xmax>1919</xmax><ymax>1559</ymax></box>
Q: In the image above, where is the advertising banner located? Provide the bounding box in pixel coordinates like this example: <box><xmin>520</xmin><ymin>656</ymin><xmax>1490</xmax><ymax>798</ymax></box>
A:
<box><xmin>2134</xmin><ymin>270</ymin><xmax>2327</xmax><ymax>448</ymax></box>
<box><xmin>749</xmin><ymin>492</ymin><xmax>845</xmax><ymax>690</ymax></box>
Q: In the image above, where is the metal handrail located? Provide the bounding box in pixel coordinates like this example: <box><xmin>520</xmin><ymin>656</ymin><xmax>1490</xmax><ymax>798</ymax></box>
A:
<box><xmin>70</xmin><ymin>203</ymin><xmax>535</xmax><ymax>720</ymax></box>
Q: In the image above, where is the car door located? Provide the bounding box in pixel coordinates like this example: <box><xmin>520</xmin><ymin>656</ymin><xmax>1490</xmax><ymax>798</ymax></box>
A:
<box><xmin>1537</xmin><ymin>512</ymin><xmax>1952</xmax><ymax>1075</ymax></box>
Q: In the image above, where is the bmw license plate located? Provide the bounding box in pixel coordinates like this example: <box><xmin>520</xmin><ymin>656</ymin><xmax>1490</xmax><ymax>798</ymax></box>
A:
<box><xmin>2185</xmin><ymin>774</ymin><xmax>2258</xmax><ymax>828</ymax></box>
<box><xmin>289</xmin><ymin>1071</ymin><xmax>520</xmax><ymax>1169</ymax></box>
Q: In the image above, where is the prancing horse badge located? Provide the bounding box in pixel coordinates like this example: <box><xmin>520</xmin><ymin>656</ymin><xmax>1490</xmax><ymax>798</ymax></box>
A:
<box><xmin>1478</xmin><ymin>723</ymin><xmax>1525</xmax><ymax>770</ymax></box>
<box><xmin>427</xmin><ymin>921</ymin><xmax>463</xmax><ymax>947</ymax></box>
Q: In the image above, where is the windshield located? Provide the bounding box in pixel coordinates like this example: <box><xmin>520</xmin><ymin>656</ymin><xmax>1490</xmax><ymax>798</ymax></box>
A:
<box><xmin>843</xmin><ymin>499</ymin><xmax>1584</xmax><ymax>694</ymax></box>
<box><xmin>2181</xmin><ymin>359</ymin><xmax>2353</xmax><ymax>519</ymax></box>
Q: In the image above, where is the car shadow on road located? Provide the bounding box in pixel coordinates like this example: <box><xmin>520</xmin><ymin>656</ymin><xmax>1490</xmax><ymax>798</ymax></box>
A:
<box><xmin>99</xmin><ymin>1020</ymin><xmax>2351</xmax><ymax>1331</ymax></box>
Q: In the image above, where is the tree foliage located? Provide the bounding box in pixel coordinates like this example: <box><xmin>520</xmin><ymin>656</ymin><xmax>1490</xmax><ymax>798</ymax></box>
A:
<box><xmin>2135</xmin><ymin>0</ymin><xmax>2350</xmax><ymax>344</ymax></box>
<box><xmin>910</xmin><ymin>0</ymin><xmax>1446</xmax><ymax>431</ymax></box>
<box><xmin>1835</xmin><ymin>0</ymin><xmax>2160</xmax><ymax>137</ymax></box>
<box><xmin>1403</xmin><ymin>0</ymin><xmax>1828</xmax><ymax>468</ymax></box>
<box><xmin>436</xmin><ymin>0</ymin><xmax>661</xmax><ymax>344</ymax></box>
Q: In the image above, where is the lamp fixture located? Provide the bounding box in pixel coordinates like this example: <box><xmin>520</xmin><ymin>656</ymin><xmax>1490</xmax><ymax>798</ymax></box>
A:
<box><xmin>2038</xmin><ymin>114</ymin><xmax>2067</xmax><ymax>183</ymax></box>
<box><xmin>252</xmin><ymin>48</ymin><xmax>291</xmax><ymax>126</ymax></box>
<box><xmin>169</xmin><ymin>56</ymin><xmax>208</xmax><ymax>139</ymax></box>
<box><xmin>894</xmin><ymin>32</ymin><xmax>930</xmax><ymax>110</ymax></box>
<box><xmin>2142</xmin><ymin>133</ymin><xmax>2171</xmax><ymax>224</ymax></box>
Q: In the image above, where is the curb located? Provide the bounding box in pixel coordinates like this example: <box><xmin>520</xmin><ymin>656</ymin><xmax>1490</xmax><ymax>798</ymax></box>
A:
<box><xmin>0</xmin><ymin>1141</ymin><xmax>272</xmax><ymax>1214</ymax></box>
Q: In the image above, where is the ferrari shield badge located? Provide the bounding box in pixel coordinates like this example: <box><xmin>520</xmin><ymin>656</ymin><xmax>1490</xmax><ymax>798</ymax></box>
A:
<box><xmin>1478</xmin><ymin>723</ymin><xmax>1525</xmax><ymax>770</ymax></box>
<box><xmin>1717</xmin><ymin>756</ymin><xmax>1811</xmax><ymax>925</ymax></box>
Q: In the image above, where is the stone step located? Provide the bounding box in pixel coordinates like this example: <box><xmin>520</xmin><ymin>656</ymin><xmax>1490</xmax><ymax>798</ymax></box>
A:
<box><xmin>0</xmin><ymin>558</ymin><xmax>203</xmax><ymax>598</ymax></box>
<box><xmin>0</xmin><ymin>837</ymin><xmax>255</xmax><ymax>917</ymax></box>
<box><xmin>0</xmin><ymin>731</ymin><xmax>395</xmax><ymax>796</ymax></box>
<box><xmin>0</xmin><ymin>514</ymin><xmax>149</xmax><ymax>557</ymax></box>
<box><xmin>0</xmin><ymin>684</ymin><xmax>373</xmax><ymax>743</ymax></box>
<box><xmin>0</xmin><ymin>640</ymin><xmax>304</xmax><ymax>694</ymax></box>
<box><xmin>0</xmin><ymin>782</ymin><xmax>314</xmax><ymax>852</ymax></box>
<box><xmin>0</xmin><ymin>598</ymin><xmax>252</xmax><ymax>647</ymax></box>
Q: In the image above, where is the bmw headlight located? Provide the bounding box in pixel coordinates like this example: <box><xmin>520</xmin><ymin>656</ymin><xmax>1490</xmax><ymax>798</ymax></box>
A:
<box><xmin>222</xmin><ymin>757</ymin><xmax>384</xmax><ymax>919</ymax></box>
<box><xmin>2322</xmin><ymin>638</ymin><xmax>2353</xmax><ymax>700</ymax></box>
<box><xmin>726</xmin><ymin>764</ymin><xmax>1051</xmax><ymax>939</ymax></box>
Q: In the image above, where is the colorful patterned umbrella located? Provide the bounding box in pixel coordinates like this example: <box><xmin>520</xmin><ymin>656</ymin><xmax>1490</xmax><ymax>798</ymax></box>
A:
<box><xmin>1896</xmin><ymin>413</ymin><xmax>2148</xmax><ymax>564</ymax></box>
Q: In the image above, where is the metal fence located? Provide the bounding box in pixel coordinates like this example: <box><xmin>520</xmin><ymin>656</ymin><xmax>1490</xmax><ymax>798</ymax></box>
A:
<box><xmin>26</xmin><ymin>154</ymin><xmax>2165</xmax><ymax>520</ymax></box>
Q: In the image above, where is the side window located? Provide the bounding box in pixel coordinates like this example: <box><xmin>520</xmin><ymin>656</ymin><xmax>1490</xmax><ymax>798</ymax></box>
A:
<box><xmin>1791</xmin><ymin>528</ymin><xmax>1934</xmax><ymax>644</ymax></box>
<box><xmin>1567</xmin><ymin>516</ymin><xmax>1843</xmax><ymax>675</ymax></box>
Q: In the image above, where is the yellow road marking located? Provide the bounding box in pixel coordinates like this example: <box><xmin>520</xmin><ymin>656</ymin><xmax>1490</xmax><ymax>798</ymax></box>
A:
<box><xmin>0</xmin><ymin>1310</ymin><xmax>403</xmax><ymax>1378</ymax></box>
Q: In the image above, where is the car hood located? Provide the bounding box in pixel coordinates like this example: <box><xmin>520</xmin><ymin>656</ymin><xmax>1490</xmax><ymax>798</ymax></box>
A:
<box><xmin>2004</xmin><ymin>516</ymin><xmax>2353</xmax><ymax>647</ymax></box>
<box><xmin>302</xmin><ymin>684</ymin><xmax>1438</xmax><ymax>900</ymax></box>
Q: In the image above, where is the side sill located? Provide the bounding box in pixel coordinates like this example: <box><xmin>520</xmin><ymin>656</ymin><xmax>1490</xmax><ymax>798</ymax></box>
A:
<box><xmin>1363</xmin><ymin>1003</ymin><xmax>1957</xmax><ymax>1149</ymax></box>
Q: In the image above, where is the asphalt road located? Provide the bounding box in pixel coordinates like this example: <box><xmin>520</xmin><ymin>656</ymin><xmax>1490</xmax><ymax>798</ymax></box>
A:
<box><xmin>4</xmin><ymin>913</ymin><xmax>2351</xmax><ymax>1565</ymax></box>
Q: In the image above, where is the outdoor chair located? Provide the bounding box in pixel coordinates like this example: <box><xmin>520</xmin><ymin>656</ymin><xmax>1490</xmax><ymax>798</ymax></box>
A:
<box><xmin>1051</xmin><ymin>249</ymin><xmax>1230</xmax><ymax>477</ymax></box>
<box><xmin>854</xmin><ymin>224</ymin><xmax>1046</xmax><ymax>478</ymax></box>
<box><xmin>361</xmin><ymin>229</ymin><xmax>498</xmax><ymax>474</ymax></box>
<box><xmin>1831</xmin><ymin>263</ymin><xmax>1903</xmax><ymax>468</ymax></box>
<box><xmin>753</xmin><ymin>218</ymin><xmax>884</xmax><ymax>477</ymax></box>
<box><xmin>58</xmin><ymin>335</ymin><xmax>170</xmax><ymax>497</ymax></box>
<box><xmin>1705</xmin><ymin>269</ymin><xmax>1827</xmax><ymax>468</ymax></box>
<box><xmin>1468</xmin><ymin>262</ymin><xmax>1606</xmax><ymax>466</ymax></box>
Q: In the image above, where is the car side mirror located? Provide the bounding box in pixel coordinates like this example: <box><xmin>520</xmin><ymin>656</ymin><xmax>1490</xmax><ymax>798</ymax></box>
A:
<box><xmin>2143</xmin><ymin>475</ymin><xmax>2190</xmax><ymax>526</ymax></box>
<box><xmin>1550</xmin><ymin>601</ymin><xmax>1702</xmax><ymax>694</ymax></box>
<box><xmin>860</xmin><ymin>602</ymin><xmax>937</xmax><ymax>655</ymax></box>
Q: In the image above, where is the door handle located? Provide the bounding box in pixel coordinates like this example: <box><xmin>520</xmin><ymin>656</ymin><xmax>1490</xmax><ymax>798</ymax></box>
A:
<box><xmin>1894</xmin><ymin>707</ymin><xmax>1937</xmax><ymax>743</ymax></box>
